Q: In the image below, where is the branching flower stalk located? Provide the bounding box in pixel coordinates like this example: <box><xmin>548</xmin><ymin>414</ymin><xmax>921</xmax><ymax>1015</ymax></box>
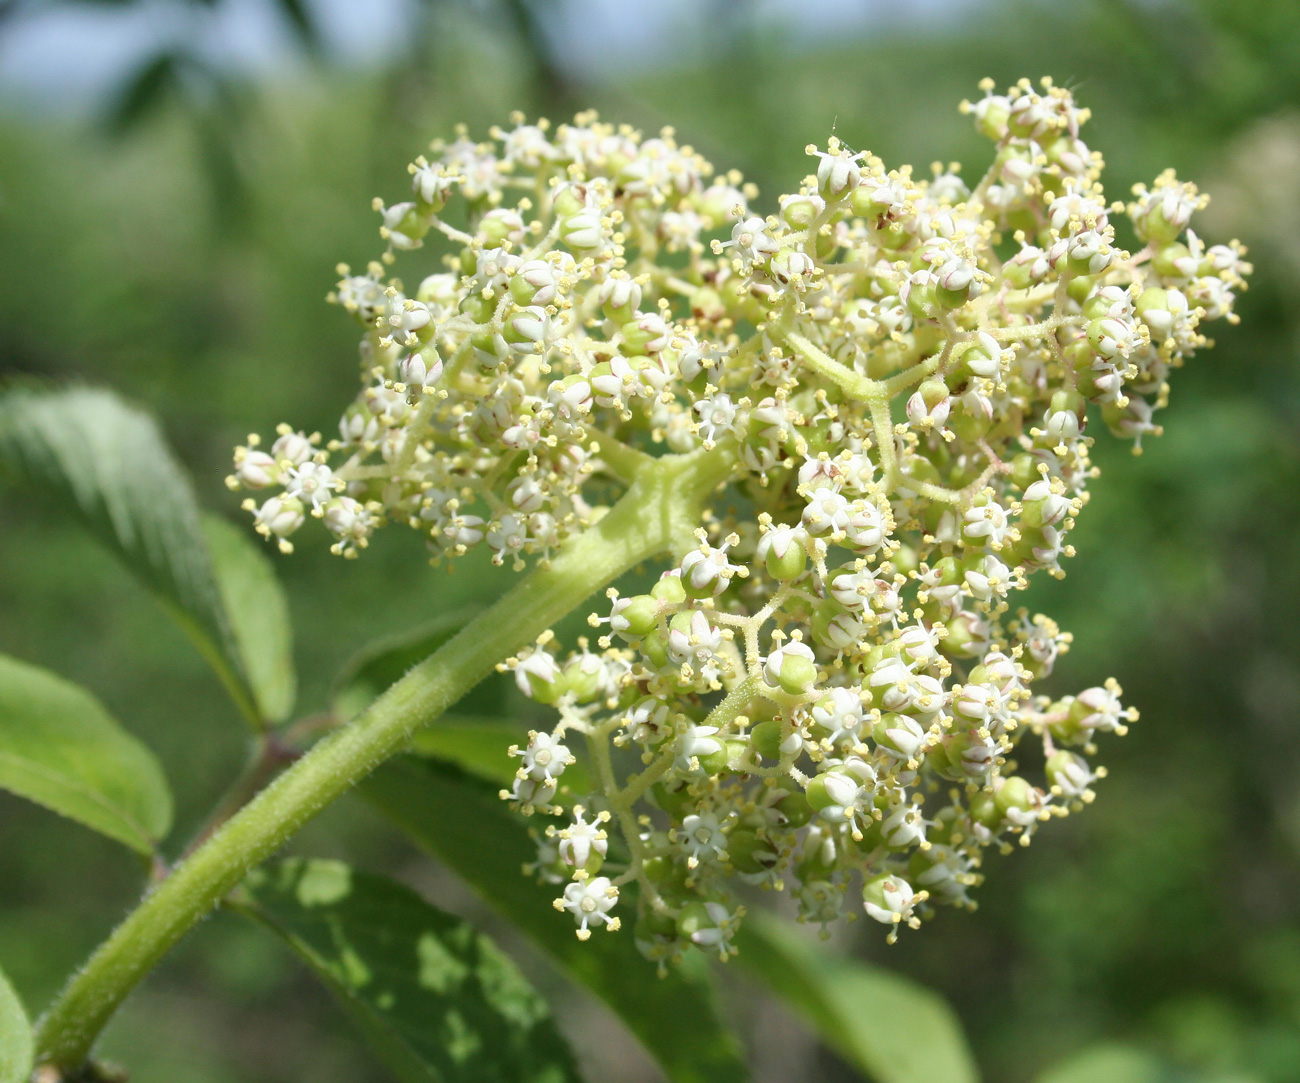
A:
<box><xmin>36</xmin><ymin>77</ymin><xmax>1249</xmax><ymax>1070</ymax></box>
<box><xmin>224</xmin><ymin>77</ymin><xmax>1249</xmax><ymax>958</ymax></box>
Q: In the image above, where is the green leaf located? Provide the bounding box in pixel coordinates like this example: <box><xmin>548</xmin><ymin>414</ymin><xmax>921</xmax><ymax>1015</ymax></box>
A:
<box><xmin>203</xmin><ymin>513</ymin><xmax>296</xmax><ymax>723</ymax></box>
<box><xmin>1033</xmin><ymin>1043</ymin><xmax>1230</xmax><ymax>1083</ymax></box>
<box><xmin>237</xmin><ymin>858</ymin><xmax>582</xmax><ymax>1083</ymax></box>
<box><xmin>0</xmin><ymin>385</ymin><xmax>262</xmax><ymax>726</ymax></box>
<box><xmin>0</xmin><ymin>964</ymin><xmax>32</xmax><ymax>1083</ymax></box>
<box><xmin>332</xmin><ymin>613</ymin><xmax>479</xmax><ymax>723</ymax></box>
<box><xmin>105</xmin><ymin>51</ymin><xmax>179</xmax><ymax>135</ymax></box>
<box><xmin>734</xmin><ymin>913</ymin><xmax>977</xmax><ymax>1083</ymax></box>
<box><xmin>0</xmin><ymin>653</ymin><xmax>172</xmax><ymax>854</ymax></box>
<box><xmin>360</xmin><ymin>756</ymin><xmax>748</xmax><ymax>1083</ymax></box>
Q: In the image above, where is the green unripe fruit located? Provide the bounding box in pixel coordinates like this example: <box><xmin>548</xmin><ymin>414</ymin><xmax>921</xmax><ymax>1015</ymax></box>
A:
<box><xmin>861</xmin><ymin>873</ymin><xmax>900</xmax><ymax>915</ymax></box>
<box><xmin>1081</xmin><ymin>291</ymin><xmax>1115</xmax><ymax>320</ymax></box>
<box><xmin>937</xmin><ymin>283</ymin><xmax>973</xmax><ymax>309</ymax></box>
<box><xmin>1050</xmin><ymin>388</ymin><xmax>1087</xmax><ymax>421</ymax></box>
<box><xmin>925</xmin><ymin>736</ymin><xmax>957</xmax><ymax>779</ymax></box>
<box><xmin>931</xmin><ymin>555</ymin><xmax>961</xmax><ymax>587</ymax></box>
<box><xmin>509</xmin><ymin>274</ymin><xmax>538</xmax><ymax>305</ymax></box>
<box><xmin>811</xmin><ymin>601</ymin><xmax>860</xmax><ymax>653</ymax></box>
<box><xmin>803</xmin><ymin>773</ymin><xmax>835</xmax><ymax>812</ymax></box>
<box><xmin>977</xmin><ymin>100</ymin><xmax>1010</xmax><ymax>140</ymax></box>
<box><xmin>942</xmin><ymin>614</ymin><xmax>982</xmax><ymax>658</ymax></box>
<box><xmin>916</xmin><ymin>379</ymin><xmax>950</xmax><ymax>409</ymax></box>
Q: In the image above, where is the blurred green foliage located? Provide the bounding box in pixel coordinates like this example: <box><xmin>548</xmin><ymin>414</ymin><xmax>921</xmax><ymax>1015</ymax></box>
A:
<box><xmin>1</xmin><ymin>0</ymin><xmax>1299</xmax><ymax>1080</ymax></box>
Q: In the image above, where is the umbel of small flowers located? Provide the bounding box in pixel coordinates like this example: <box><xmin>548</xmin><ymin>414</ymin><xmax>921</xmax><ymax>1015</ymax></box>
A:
<box><xmin>228</xmin><ymin>77</ymin><xmax>1250</xmax><ymax>965</ymax></box>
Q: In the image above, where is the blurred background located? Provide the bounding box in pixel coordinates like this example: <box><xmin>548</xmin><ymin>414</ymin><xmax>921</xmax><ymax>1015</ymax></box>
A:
<box><xmin>1</xmin><ymin>0</ymin><xmax>1298</xmax><ymax>1080</ymax></box>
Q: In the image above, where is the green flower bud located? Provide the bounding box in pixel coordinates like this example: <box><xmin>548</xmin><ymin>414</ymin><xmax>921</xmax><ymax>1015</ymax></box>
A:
<box><xmin>775</xmin><ymin>789</ymin><xmax>814</xmax><ymax>828</ymax></box>
<box><xmin>763</xmin><ymin>642</ymin><xmax>818</xmax><ymax>696</ymax></box>
<box><xmin>749</xmin><ymin>718</ymin><xmax>784</xmax><ymax>761</ymax></box>
<box><xmin>614</xmin><ymin>594</ymin><xmax>658</xmax><ymax>639</ymax></box>
<box><xmin>995</xmin><ymin>775</ymin><xmax>1035</xmax><ymax>816</ymax></box>
<box><xmin>561</xmin><ymin>654</ymin><xmax>603</xmax><ymax>703</ymax></box>
<box><xmin>1153</xmin><ymin>242</ymin><xmax>1191</xmax><ymax>278</ymax></box>
<box><xmin>727</xmin><ymin>829</ymin><xmax>777</xmax><ymax>875</ymax></box>
<box><xmin>969</xmin><ymin>790</ymin><xmax>1001</xmax><ymax>829</ymax></box>
<box><xmin>1066</xmin><ymin>274</ymin><xmax>1095</xmax><ymax>303</ymax></box>
<box><xmin>650</xmin><ymin>574</ymin><xmax>687</xmax><ymax>605</ymax></box>
<box><xmin>459</xmin><ymin>294</ymin><xmax>494</xmax><ymax>323</ymax></box>
<box><xmin>782</xmin><ymin>194</ymin><xmax>821</xmax><ymax>229</ymax></box>
<box><xmin>652</xmin><ymin>782</ymin><xmax>696</xmax><ymax>820</ymax></box>
<box><xmin>641</xmin><ymin>628</ymin><xmax>669</xmax><ymax>669</ymax></box>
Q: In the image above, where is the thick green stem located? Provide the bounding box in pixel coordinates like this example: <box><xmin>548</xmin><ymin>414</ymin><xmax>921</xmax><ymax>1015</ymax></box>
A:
<box><xmin>35</xmin><ymin>446</ymin><xmax>734</xmax><ymax>1071</ymax></box>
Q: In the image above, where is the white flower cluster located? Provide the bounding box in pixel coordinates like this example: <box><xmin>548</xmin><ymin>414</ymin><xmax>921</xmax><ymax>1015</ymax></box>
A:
<box><xmin>230</xmin><ymin>78</ymin><xmax>1249</xmax><ymax>961</ymax></box>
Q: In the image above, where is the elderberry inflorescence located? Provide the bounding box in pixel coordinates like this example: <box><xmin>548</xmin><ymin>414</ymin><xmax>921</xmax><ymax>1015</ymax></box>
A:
<box><xmin>229</xmin><ymin>77</ymin><xmax>1250</xmax><ymax>964</ymax></box>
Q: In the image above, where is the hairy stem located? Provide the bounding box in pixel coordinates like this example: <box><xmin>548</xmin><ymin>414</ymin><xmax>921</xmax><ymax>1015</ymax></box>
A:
<box><xmin>35</xmin><ymin>445</ymin><xmax>735</xmax><ymax>1071</ymax></box>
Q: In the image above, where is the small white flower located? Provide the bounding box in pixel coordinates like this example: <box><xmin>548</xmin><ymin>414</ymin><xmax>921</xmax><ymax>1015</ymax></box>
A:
<box><xmin>675</xmin><ymin>724</ymin><xmax>722</xmax><ymax>773</ymax></box>
<box><xmin>679</xmin><ymin>812</ymin><xmax>727</xmax><ymax>865</ymax></box>
<box><xmin>283</xmin><ymin>462</ymin><xmax>337</xmax><ymax>512</ymax></box>
<box><xmin>559</xmin><ymin>877</ymin><xmax>620</xmax><ymax>940</ymax></box>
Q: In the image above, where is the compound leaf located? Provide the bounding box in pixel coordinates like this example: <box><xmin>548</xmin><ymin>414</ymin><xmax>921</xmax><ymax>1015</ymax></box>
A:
<box><xmin>0</xmin><ymin>385</ymin><xmax>264</xmax><ymax>726</ymax></box>
<box><xmin>360</xmin><ymin>756</ymin><xmax>748</xmax><ymax>1083</ymax></box>
<box><xmin>203</xmin><ymin>513</ymin><xmax>296</xmax><ymax>723</ymax></box>
<box><xmin>0</xmin><ymin>653</ymin><xmax>172</xmax><ymax>854</ymax></box>
<box><xmin>238</xmin><ymin>858</ymin><xmax>582</xmax><ymax>1083</ymax></box>
<box><xmin>735</xmin><ymin>913</ymin><xmax>977</xmax><ymax>1083</ymax></box>
<box><xmin>0</xmin><ymin>963</ymin><xmax>32</xmax><ymax>1083</ymax></box>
